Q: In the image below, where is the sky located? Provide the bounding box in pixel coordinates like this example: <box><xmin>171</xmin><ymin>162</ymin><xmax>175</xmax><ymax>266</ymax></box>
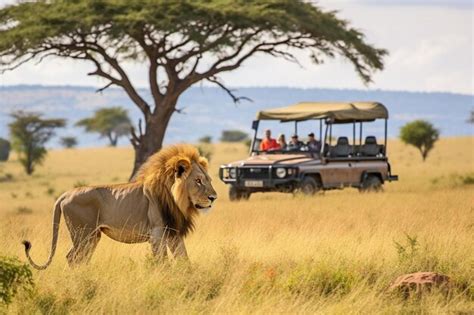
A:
<box><xmin>0</xmin><ymin>0</ymin><xmax>472</xmax><ymax>95</ymax></box>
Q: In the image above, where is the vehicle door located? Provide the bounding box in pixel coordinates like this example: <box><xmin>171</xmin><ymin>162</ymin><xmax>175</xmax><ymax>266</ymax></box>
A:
<box><xmin>320</xmin><ymin>159</ymin><xmax>352</xmax><ymax>187</ymax></box>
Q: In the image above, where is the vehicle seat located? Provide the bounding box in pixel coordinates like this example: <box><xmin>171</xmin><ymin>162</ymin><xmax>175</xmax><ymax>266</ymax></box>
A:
<box><xmin>330</xmin><ymin>137</ymin><xmax>351</xmax><ymax>157</ymax></box>
<box><xmin>361</xmin><ymin>136</ymin><xmax>380</xmax><ymax>156</ymax></box>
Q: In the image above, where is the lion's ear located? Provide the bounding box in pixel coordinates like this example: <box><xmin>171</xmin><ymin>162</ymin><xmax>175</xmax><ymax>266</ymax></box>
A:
<box><xmin>198</xmin><ymin>157</ymin><xmax>208</xmax><ymax>170</ymax></box>
<box><xmin>167</xmin><ymin>156</ymin><xmax>191</xmax><ymax>178</ymax></box>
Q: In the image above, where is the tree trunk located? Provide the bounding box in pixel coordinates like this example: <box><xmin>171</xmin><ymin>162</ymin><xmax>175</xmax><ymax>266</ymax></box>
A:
<box><xmin>107</xmin><ymin>132</ymin><xmax>117</xmax><ymax>147</ymax></box>
<box><xmin>26</xmin><ymin>144</ymin><xmax>33</xmax><ymax>175</ymax></box>
<box><xmin>129</xmin><ymin>102</ymin><xmax>176</xmax><ymax>180</ymax></box>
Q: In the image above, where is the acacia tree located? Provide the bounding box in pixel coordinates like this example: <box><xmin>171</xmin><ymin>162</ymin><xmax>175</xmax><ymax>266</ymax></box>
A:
<box><xmin>76</xmin><ymin>107</ymin><xmax>132</xmax><ymax>146</ymax></box>
<box><xmin>60</xmin><ymin>136</ymin><xmax>78</xmax><ymax>148</ymax></box>
<box><xmin>9</xmin><ymin>112</ymin><xmax>65</xmax><ymax>175</ymax></box>
<box><xmin>400</xmin><ymin>120</ymin><xmax>439</xmax><ymax>162</ymax></box>
<box><xmin>0</xmin><ymin>0</ymin><xmax>387</xmax><ymax>177</ymax></box>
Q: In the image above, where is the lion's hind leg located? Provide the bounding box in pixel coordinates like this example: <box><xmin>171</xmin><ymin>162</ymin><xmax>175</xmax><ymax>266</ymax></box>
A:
<box><xmin>66</xmin><ymin>228</ymin><xmax>101</xmax><ymax>266</ymax></box>
<box><xmin>63</xmin><ymin>201</ymin><xmax>102</xmax><ymax>266</ymax></box>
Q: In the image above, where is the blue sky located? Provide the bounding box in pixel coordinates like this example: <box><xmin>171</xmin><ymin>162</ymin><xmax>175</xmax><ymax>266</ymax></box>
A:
<box><xmin>0</xmin><ymin>0</ymin><xmax>472</xmax><ymax>94</ymax></box>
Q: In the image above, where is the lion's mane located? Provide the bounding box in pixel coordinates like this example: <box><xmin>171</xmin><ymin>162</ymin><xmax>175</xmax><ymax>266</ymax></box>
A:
<box><xmin>134</xmin><ymin>144</ymin><xmax>208</xmax><ymax>236</ymax></box>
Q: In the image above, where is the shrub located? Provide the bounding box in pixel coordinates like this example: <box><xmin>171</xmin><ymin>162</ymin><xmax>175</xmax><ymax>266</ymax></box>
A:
<box><xmin>0</xmin><ymin>256</ymin><xmax>34</xmax><ymax>305</ymax></box>
<box><xmin>0</xmin><ymin>172</ymin><xmax>13</xmax><ymax>183</ymax></box>
<box><xmin>45</xmin><ymin>187</ymin><xmax>55</xmax><ymax>196</ymax></box>
<box><xmin>73</xmin><ymin>180</ymin><xmax>88</xmax><ymax>188</ymax></box>
<box><xmin>198</xmin><ymin>135</ymin><xmax>212</xmax><ymax>144</ymax></box>
<box><xmin>220</xmin><ymin>130</ymin><xmax>249</xmax><ymax>142</ymax></box>
<box><xmin>394</xmin><ymin>233</ymin><xmax>419</xmax><ymax>264</ymax></box>
<box><xmin>0</xmin><ymin>138</ymin><xmax>10</xmax><ymax>162</ymax></box>
<box><xmin>461</xmin><ymin>174</ymin><xmax>474</xmax><ymax>185</ymax></box>
<box><xmin>197</xmin><ymin>144</ymin><xmax>214</xmax><ymax>162</ymax></box>
<box><xmin>60</xmin><ymin>136</ymin><xmax>78</xmax><ymax>148</ymax></box>
<box><xmin>16</xmin><ymin>206</ymin><xmax>33</xmax><ymax>214</ymax></box>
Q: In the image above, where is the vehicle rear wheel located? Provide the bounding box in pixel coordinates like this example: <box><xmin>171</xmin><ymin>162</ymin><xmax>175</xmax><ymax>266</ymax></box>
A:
<box><xmin>298</xmin><ymin>176</ymin><xmax>320</xmax><ymax>196</ymax></box>
<box><xmin>359</xmin><ymin>175</ymin><xmax>383</xmax><ymax>192</ymax></box>
<box><xmin>229</xmin><ymin>186</ymin><xmax>251</xmax><ymax>201</ymax></box>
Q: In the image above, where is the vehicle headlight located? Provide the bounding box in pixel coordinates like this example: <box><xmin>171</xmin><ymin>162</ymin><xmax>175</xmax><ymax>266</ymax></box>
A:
<box><xmin>276</xmin><ymin>168</ymin><xmax>287</xmax><ymax>178</ymax></box>
<box><xmin>229</xmin><ymin>168</ymin><xmax>237</xmax><ymax>179</ymax></box>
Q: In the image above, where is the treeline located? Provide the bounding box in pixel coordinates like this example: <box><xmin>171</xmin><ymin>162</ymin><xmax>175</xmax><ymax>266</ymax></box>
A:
<box><xmin>0</xmin><ymin>107</ymin><xmax>132</xmax><ymax>175</ymax></box>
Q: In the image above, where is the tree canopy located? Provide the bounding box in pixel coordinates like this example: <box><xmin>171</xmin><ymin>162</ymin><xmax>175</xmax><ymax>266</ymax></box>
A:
<box><xmin>0</xmin><ymin>0</ymin><xmax>387</xmax><ymax>176</ymax></box>
<box><xmin>76</xmin><ymin>107</ymin><xmax>132</xmax><ymax>146</ymax></box>
<box><xmin>9</xmin><ymin>111</ymin><xmax>65</xmax><ymax>174</ymax></box>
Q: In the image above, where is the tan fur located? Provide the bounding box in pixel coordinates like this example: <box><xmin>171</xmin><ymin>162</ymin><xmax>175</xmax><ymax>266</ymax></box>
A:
<box><xmin>23</xmin><ymin>144</ymin><xmax>217</xmax><ymax>269</ymax></box>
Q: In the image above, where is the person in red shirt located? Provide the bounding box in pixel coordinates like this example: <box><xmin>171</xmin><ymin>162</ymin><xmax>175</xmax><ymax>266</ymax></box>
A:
<box><xmin>260</xmin><ymin>129</ymin><xmax>280</xmax><ymax>151</ymax></box>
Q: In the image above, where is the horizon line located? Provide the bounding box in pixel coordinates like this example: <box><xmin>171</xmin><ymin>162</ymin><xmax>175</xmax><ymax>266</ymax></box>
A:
<box><xmin>0</xmin><ymin>83</ymin><xmax>472</xmax><ymax>97</ymax></box>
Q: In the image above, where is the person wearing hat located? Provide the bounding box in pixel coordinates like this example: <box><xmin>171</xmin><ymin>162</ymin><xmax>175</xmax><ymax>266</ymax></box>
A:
<box><xmin>307</xmin><ymin>132</ymin><xmax>322</xmax><ymax>153</ymax></box>
<box><xmin>287</xmin><ymin>134</ymin><xmax>304</xmax><ymax>151</ymax></box>
<box><xmin>259</xmin><ymin>129</ymin><xmax>280</xmax><ymax>151</ymax></box>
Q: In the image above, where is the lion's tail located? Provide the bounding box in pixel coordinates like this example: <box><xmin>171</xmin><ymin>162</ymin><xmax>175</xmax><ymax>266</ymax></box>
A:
<box><xmin>23</xmin><ymin>196</ymin><xmax>64</xmax><ymax>270</ymax></box>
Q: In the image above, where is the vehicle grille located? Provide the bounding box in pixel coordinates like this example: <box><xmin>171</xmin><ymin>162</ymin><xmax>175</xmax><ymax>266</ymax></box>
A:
<box><xmin>239</xmin><ymin>167</ymin><xmax>270</xmax><ymax>179</ymax></box>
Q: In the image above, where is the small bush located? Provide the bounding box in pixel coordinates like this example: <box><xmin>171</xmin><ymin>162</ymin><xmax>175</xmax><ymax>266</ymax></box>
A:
<box><xmin>431</xmin><ymin>173</ymin><xmax>474</xmax><ymax>188</ymax></box>
<box><xmin>16</xmin><ymin>206</ymin><xmax>33</xmax><ymax>215</ymax></box>
<box><xmin>35</xmin><ymin>291</ymin><xmax>75</xmax><ymax>315</ymax></box>
<box><xmin>394</xmin><ymin>233</ymin><xmax>419</xmax><ymax>266</ymax></box>
<box><xmin>0</xmin><ymin>173</ymin><xmax>13</xmax><ymax>183</ymax></box>
<box><xmin>461</xmin><ymin>174</ymin><xmax>474</xmax><ymax>185</ymax></box>
<box><xmin>220</xmin><ymin>130</ymin><xmax>249</xmax><ymax>142</ymax></box>
<box><xmin>198</xmin><ymin>135</ymin><xmax>212</xmax><ymax>144</ymax></box>
<box><xmin>0</xmin><ymin>256</ymin><xmax>34</xmax><ymax>305</ymax></box>
<box><xmin>73</xmin><ymin>180</ymin><xmax>88</xmax><ymax>188</ymax></box>
<box><xmin>197</xmin><ymin>144</ymin><xmax>214</xmax><ymax>162</ymax></box>
<box><xmin>45</xmin><ymin>187</ymin><xmax>55</xmax><ymax>196</ymax></box>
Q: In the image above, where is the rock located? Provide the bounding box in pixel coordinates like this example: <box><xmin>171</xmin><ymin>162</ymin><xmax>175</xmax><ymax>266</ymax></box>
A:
<box><xmin>389</xmin><ymin>272</ymin><xmax>451</xmax><ymax>297</ymax></box>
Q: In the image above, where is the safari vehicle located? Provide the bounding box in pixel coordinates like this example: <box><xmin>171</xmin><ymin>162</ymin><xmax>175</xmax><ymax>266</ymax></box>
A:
<box><xmin>219</xmin><ymin>102</ymin><xmax>398</xmax><ymax>200</ymax></box>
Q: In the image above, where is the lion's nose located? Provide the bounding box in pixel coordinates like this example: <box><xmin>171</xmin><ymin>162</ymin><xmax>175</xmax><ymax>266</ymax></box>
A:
<box><xmin>208</xmin><ymin>195</ymin><xmax>217</xmax><ymax>203</ymax></box>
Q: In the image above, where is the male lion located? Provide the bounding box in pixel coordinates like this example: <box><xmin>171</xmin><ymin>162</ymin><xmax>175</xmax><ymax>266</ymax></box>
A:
<box><xmin>23</xmin><ymin>144</ymin><xmax>217</xmax><ymax>269</ymax></box>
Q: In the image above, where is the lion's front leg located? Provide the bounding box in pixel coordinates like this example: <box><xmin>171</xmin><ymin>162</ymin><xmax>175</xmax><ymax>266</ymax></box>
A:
<box><xmin>149</xmin><ymin>226</ymin><xmax>168</xmax><ymax>261</ymax></box>
<box><xmin>168</xmin><ymin>235</ymin><xmax>189</xmax><ymax>260</ymax></box>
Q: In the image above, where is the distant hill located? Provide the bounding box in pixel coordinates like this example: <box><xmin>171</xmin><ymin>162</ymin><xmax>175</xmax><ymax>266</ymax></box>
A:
<box><xmin>0</xmin><ymin>85</ymin><xmax>472</xmax><ymax>147</ymax></box>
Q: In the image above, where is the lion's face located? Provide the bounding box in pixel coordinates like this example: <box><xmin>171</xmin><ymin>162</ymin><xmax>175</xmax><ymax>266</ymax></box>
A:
<box><xmin>185</xmin><ymin>162</ymin><xmax>217</xmax><ymax>213</ymax></box>
<box><xmin>170</xmin><ymin>157</ymin><xmax>217</xmax><ymax>215</ymax></box>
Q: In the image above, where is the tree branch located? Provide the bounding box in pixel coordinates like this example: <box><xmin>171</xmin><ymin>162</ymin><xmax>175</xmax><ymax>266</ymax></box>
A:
<box><xmin>95</xmin><ymin>81</ymin><xmax>114</xmax><ymax>93</ymax></box>
<box><xmin>206</xmin><ymin>76</ymin><xmax>252</xmax><ymax>104</ymax></box>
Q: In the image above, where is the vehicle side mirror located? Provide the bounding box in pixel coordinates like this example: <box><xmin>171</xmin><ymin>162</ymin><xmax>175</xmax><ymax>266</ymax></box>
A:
<box><xmin>251</xmin><ymin>120</ymin><xmax>259</xmax><ymax>130</ymax></box>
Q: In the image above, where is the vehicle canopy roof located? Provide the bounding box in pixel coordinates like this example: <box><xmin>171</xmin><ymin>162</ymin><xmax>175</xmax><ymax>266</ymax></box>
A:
<box><xmin>256</xmin><ymin>102</ymin><xmax>388</xmax><ymax>123</ymax></box>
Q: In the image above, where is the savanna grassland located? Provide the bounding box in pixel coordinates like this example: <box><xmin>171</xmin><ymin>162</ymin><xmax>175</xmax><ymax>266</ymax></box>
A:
<box><xmin>0</xmin><ymin>137</ymin><xmax>473</xmax><ymax>314</ymax></box>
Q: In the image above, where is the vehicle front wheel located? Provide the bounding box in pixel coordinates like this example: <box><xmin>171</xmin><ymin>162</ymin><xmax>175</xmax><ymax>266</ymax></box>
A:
<box><xmin>298</xmin><ymin>176</ymin><xmax>320</xmax><ymax>196</ymax></box>
<box><xmin>229</xmin><ymin>186</ymin><xmax>251</xmax><ymax>201</ymax></box>
<box><xmin>359</xmin><ymin>175</ymin><xmax>383</xmax><ymax>192</ymax></box>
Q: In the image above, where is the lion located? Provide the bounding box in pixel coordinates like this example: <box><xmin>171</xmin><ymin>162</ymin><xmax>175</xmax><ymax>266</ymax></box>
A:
<box><xmin>23</xmin><ymin>144</ymin><xmax>217</xmax><ymax>269</ymax></box>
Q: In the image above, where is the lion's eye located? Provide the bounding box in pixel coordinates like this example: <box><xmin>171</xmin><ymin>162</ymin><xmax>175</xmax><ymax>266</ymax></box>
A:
<box><xmin>196</xmin><ymin>178</ymin><xmax>202</xmax><ymax>185</ymax></box>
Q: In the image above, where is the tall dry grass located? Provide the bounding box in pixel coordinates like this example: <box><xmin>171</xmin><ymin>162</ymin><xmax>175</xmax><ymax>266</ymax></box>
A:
<box><xmin>0</xmin><ymin>138</ymin><xmax>473</xmax><ymax>314</ymax></box>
